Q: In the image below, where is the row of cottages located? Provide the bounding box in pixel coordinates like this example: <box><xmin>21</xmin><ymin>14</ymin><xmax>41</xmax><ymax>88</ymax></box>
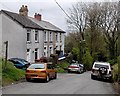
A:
<box><xmin>0</xmin><ymin>5</ymin><xmax>65</xmax><ymax>63</ymax></box>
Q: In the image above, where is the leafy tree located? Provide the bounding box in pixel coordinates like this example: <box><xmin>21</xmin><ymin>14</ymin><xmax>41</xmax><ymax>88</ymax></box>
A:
<box><xmin>83</xmin><ymin>48</ymin><xmax>93</xmax><ymax>70</ymax></box>
<box><xmin>72</xmin><ymin>47</ymin><xmax>80</xmax><ymax>61</ymax></box>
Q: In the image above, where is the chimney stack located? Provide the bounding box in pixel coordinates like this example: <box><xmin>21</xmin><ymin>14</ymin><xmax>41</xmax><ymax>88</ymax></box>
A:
<box><xmin>34</xmin><ymin>13</ymin><xmax>42</xmax><ymax>21</ymax></box>
<box><xmin>19</xmin><ymin>5</ymin><xmax>28</xmax><ymax>16</ymax></box>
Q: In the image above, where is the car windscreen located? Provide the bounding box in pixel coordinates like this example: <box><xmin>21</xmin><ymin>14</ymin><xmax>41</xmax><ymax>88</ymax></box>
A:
<box><xmin>28</xmin><ymin>64</ymin><xmax>45</xmax><ymax>69</ymax></box>
<box><xmin>94</xmin><ymin>64</ymin><xmax>109</xmax><ymax>69</ymax></box>
<box><xmin>70</xmin><ymin>63</ymin><xmax>79</xmax><ymax>67</ymax></box>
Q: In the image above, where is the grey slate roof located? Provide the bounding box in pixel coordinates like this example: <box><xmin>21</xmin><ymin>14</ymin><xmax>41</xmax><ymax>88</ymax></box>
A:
<box><xmin>29</xmin><ymin>17</ymin><xmax>65</xmax><ymax>33</ymax></box>
<box><xmin>1</xmin><ymin>10</ymin><xmax>43</xmax><ymax>30</ymax></box>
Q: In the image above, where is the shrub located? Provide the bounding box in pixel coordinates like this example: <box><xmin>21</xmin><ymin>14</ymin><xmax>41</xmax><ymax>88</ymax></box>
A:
<box><xmin>117</xmin><ymin>56</ymin><xmax>120</xmax><ymax>83</ymax></box>
<box><xmin>108</xmin><ymin>59</ymin><xmax>117</xmax><ymax>66</ymax></box>
<box><xmin>57</xmin><ymin>61</ymin><xmax>69</xmax><ymax>73</ymax></box>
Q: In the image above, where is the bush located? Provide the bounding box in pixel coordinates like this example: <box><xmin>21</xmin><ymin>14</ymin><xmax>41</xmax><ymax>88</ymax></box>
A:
<box><xmin>112</xmin><ymin>56</ymin><xmax>120</xmax><ymax>83</ymax></box>
<box><xmin>112</xmin><ymin>64</ymin><xmax>118</xmax><ymax>82</ymax></box>
<box><xmin>83</xmin><ymin>48</ymin><xmax>93</xmax><ymax>70</ymax></box>
<box><xmin>57</xmin><ymin>61</ymin><xmax>69</xmax><ymax>73</ymax></box>
<box><xmin>118</xmin><ymin>56</ymin><xmax>120</xmax><ymax>83</ymax></box>
<box><xmin>108</xmin><ymin>59</ymin><xmax>117</xmax><ymax>66</ymax></box>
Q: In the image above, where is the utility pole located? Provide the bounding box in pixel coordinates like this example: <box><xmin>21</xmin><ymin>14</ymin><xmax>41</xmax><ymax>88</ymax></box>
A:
<box><xmin>118</xmin><ymin>1</ymin><xmax>120</xmax><ymax>83</ymax></box>
<box><xmin>4</xmin><ymin>41</ymin><xmax>8</xmax><ymax>70</ymax></box>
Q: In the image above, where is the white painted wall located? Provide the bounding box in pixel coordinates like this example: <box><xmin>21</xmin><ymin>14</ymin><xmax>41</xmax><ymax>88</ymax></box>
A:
<box><xmin>27</xmin><ymin>29</ymin><xmax>44</xmax><ymax>63</ymax></box>
<box><xmin>1</xmin><ymin>13</ymin><xmax>26</xmax><ymax>59</ymax></box>
<box><xmin>0</xmin><ymin>13</ymin><xmax>2</xmax><ymax>58</ymax></box>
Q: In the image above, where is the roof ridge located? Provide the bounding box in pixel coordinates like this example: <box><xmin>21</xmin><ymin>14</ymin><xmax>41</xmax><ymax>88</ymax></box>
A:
<box><xmin>1</xmin><ymin>10</ymin><xmax>44</xmax><ymax>30</ymax></box>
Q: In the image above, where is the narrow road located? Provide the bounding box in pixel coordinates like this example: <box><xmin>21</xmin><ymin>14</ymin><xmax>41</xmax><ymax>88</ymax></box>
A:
<box><xmin>2</xmin><ymin>71</ymin><xmax>118</xmax><ymax>94</ymax></box>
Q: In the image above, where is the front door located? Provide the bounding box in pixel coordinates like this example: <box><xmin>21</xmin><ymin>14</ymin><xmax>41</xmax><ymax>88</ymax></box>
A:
<box><xmin>27</xmin><ymin>49</ymin><xmax>31</xmax><ymax>62</ymax></box>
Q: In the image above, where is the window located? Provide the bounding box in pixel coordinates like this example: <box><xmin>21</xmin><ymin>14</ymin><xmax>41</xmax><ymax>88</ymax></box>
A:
<box><xmin>60</xmin><ymin>33</ymin><xmax>62</xmax><ymax>42</ymax></box>
<box><xmin>44</xmin><ymin>47</ymin><xmax>46</xmax><ymax>50</ymax></box>
<box><xmin>28</xmin><ymin>64</ymin><xmax>45</xmax><ymax>69</ymax></box>
<box><xmin>27</xmin><ymin>30</ymin><xmax>31</xmax><ymax>42</ymax></box>
<box><xmin>50</xmin><ymin>47</ymin><xmax>52</xmax><ymax>55</ymax></box>
<box><xmin>35</xmin><ymin>30</ymin><xmax>39</xmax><ymax>42</ymax></box>
<box><xmin>27</xmin><ymin>49</ymin><xmax>31</xmax><ymax>62</ymax></box>
<box><xmin>55</xmin><ymin>46</ymin><xmax>58</xmax><ymax>50</ymax></box>
<box><xmin>47</xmin><ymin>64</ymin><xmax>54</xmax><ymax>69</ymax></box>
<box><xmin>94</xmin><ymin>64</ymin><xmax>109</xmax><ymax>69</ymax></box>
<box><xmin>49</xmin><ymin>32</ymin><xmax>52</xmax><ymax>42</ymax></box>
<box><xmin>44</xmin><ymin>52</ymin><xmax>46</xmax><ymax>56</ymax></box>
<box><xmin>35</xmin><ymin>48</ymin><xmax>38</xmax><ymax>60</ymax></box>
<box><xmin>60</xmin><ymin>45</ymin><xmax>62</xmax><ymax>51</ymax></box>
<box><xmin>44</xmin><ymin>32</ymin><xmax>47</xmax><ymax>41</ymax></box>
<box><xmin>56</xmin><ymin>33</ymin><xmax>58</xmax><ymax>42</ymax></box>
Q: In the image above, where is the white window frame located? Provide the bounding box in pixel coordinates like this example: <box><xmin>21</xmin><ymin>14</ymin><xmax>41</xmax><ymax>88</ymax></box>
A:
<box><xmin>56</xmin><ymin>33</ymin><xmax>58</xmax><ymax>42</ymax></box>
<box><xmin>44</xmin><ymin>31</ymin><xmax>47</xmax><ymax>42</ymax></box>
<box><xmin>27</xmin><ymin>30</ymin><xmax>31</xmax><ymax>43</ymax></box>
<box><xmin>35</xmin><ymin>30</ymin><xmax>39</xmax><ymax>42</ymax></box>
<box><xmin>49</xmin><ymin>32</ymin><xmax>52</xmax><ymax>42</ymax></box>
<box><xmin>49</xmin><ymin>47</ymin><xmax>52</xmax><ymax>55</ymax></box>
<box><xmin>35</xmin><ymin>48</ymin><xmax>39</xmax><ymax>60</ymax></box>
<box><xmin>60</xmin><ymin>33</ymin><xmax>62</xmax><ymax>42</ymax></box>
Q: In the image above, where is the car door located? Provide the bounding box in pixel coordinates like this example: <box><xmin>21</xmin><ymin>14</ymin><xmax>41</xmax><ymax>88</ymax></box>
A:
<box><xmin>47</xmin><ymin>64</ymin><xmax>53</xmax><ymax>78</ymax></box>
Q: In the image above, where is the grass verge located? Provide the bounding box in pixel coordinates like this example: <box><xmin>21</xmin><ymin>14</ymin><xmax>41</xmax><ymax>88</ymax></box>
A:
<box><xmin>2</xmin><ymin>59</ymin><xmax>25</xmax><ymax>86</ymax></box>
<box><xmin>112</xmin><ymin>63</ymin><xmax>120</xmax><ymax>94</ymax></box>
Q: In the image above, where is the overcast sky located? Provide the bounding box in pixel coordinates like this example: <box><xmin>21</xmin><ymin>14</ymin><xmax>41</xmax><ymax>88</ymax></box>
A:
<box><xmin>0</xmin><ymin>0</ymin><xmax>119</xmax><ymax>32</ymax></box>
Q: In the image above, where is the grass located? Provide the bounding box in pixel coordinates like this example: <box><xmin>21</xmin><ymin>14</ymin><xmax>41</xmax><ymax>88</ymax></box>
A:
<box><xmin>2</xmin><ymin>59</ymin><xmax>25</xmax><ymax>86</ymax></box>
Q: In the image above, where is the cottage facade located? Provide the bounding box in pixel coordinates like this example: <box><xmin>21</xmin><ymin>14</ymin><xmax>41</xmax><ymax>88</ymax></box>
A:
<box><xmin>0</xmin><ymin>5</ymin><xmax>65</xmax><ymax>62</ymax></box>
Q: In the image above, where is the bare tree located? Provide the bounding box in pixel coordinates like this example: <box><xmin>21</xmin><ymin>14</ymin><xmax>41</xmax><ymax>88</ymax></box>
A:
<box><xmin>100</xmin><ymin>2</ymin><xmax>120</xmax><ymax>59</ymax></box>
<box><xmin>67</xmin><ymin>2</ymin><xmax>88</xmax><ymax>41</ymax></box>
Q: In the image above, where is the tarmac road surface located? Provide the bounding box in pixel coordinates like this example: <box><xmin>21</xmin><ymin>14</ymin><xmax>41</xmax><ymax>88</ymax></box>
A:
<box><xmin>2</xmin><ymin>71</ymin><xmax>118</xmax><ymax>94</ymax></box>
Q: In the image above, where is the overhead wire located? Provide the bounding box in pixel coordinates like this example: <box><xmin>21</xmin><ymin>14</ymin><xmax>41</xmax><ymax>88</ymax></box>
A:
<box><xmin>54</xmin><ymin>0</ymin><xmax>72</xmax><ymax>20</ymax></box>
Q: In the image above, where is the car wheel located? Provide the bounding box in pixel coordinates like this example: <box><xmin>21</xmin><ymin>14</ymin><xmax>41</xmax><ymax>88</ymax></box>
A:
<box><xmin>54</xmin><ymin>73</ymin><xmax>57</xmax><ymax>79</ymax></box>
<box><xmin>99</xmin><ymin>67</ymin><xmax>107</xmax><ymax>75</ymax></box>
<box><xmin>26</xmin><ymin>78</ymin><xmax>31</xmax><ymax>82</ymax></box>
<box><xmin>91</xmin><ymin>74</ymin><xmax>95</xmax><ymax>80</ymax></box>
<box><xmin>78</xmin><ymin>70</ymin><xmax>81</xmax><ymax>74</ymax></box>
<box><xmin>45</xmin><ymin>75</ymin><xmax>50</xmax><ymax>82</ymax></box>
<box><xmin>108</xmin><ymin>77</ymin><xmax>113</xmax><ymax>83</ymax></box>
<box><xmin>68</xmin><ymin>70</ymin><xmax>71</xmax><ymax>73</ymax></box>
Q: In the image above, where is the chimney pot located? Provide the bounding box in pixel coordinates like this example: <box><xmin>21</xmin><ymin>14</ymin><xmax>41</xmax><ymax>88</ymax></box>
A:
<box><xmin>34</xmin><ymin>13</ymin><xmax>41</xmax><ymax>21</ymax></box>
<box><xmin>19</xmin><ymin>5</ymin><xmax>28</xmax><ymax>16</ymax></box>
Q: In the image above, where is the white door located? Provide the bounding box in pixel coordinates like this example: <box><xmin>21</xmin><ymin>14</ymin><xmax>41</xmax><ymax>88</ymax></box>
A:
<box><xmin>27</xmin><ymin>49</ymin><xmax>31</xmax><ymax>62</ymax></box>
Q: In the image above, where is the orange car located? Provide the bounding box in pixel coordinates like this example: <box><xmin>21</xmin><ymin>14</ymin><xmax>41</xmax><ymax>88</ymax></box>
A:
<box><xmin>25</xmin><ymin>62</ymin><xmax>57</xmax><ymax>82</ymax></box>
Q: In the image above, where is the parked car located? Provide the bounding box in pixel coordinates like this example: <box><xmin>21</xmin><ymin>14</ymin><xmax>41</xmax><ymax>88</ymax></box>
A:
<box><xmin>79</xmin><ymin>64</ymin><xmax>84</xmax><ymax>73</ymax></box>
<box><xmin>8</xmin><ymin>58</ymin><xmax>30</xmax><ymax>69</ymax></box>
<box><xmin>91</xmin><ymin>62</ymin><xmax>113</xmax><ymax>82</ymax></box>
<box><xmin>25</xmin><ymin>62</ymin><xmax>57</xmax><ymax>82</ymax></box>
<box><xmin>68</xmin><ymin>63</ymin><xmax>84</xmax><ymax>73</ymax></box>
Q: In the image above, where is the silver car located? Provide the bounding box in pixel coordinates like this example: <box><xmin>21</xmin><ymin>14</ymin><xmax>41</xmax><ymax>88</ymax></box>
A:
<box><xmin>68</xmin><ymin>63</ymin><xmax>83</xmax><ymax>73</ymax></box>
